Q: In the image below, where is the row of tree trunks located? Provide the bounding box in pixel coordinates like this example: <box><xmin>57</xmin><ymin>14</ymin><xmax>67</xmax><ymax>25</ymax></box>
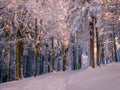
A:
<box><xmin>68</xmin><ymin>44</ymin><xmax>82</xmax><ymax>70</ymax></box>
<box><xmin>89</xmin><ymin>17</ymin><xmax>102</xmax><ymax>68</ymax></box>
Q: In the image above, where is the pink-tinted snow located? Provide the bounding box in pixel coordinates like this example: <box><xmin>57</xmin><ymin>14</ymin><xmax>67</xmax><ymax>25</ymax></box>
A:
<box><xmin>0</xmin><ymin>63</ymin><xmax>120</xmax><ymax>90</ymax></box>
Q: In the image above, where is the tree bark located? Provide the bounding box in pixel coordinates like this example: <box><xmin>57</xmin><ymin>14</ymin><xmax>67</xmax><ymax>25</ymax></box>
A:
<box><xmin>113</xmin><ymin>26</ymin><xmax>118</xmax><ymax>62</ymax></box>
<box><xmin>51</xmin><ymin>38</ymin><xmax>55</xmax><ymax>71</ymax></box>
<box><xmin>62</xmin><ymin>48</ymin><xmax>67</xmax><ymax>71</ymax></box>
<box><xmin>34</xmin><ymin>18</ymin><xmax>39</xmax><ymax>76</ymax></box>
<box><xmin>34</xmin><ymin>46</ymin><xmax>38</xmax><ymax>76</ymax></box>
<box><xmin>89</xmin><ymin>18</ymin><xmax>95</xmax><ymax>68</ymax></box>
<box><xmin>8</xmin><ymin>32</ymin><xmax>12</xmax><ymax>81</ymax></box>
<box><xmin>78</xmin><ymin>46</ymin><xmax>82</xmax><ymax>69</ymax></box>
<box><xmin>96</xmin><ymin>28</ymin><xmax>100</xmax><ymax>66</ymax></box>
<box><xmin>72</xmin><ymin>45</ymin><xmax>76</xmax><ymax>70</ymax></box>
<box><xmin>15</xmin><ymin>30</ymin><xmax>23</xmax><ymax>80</ymax></box>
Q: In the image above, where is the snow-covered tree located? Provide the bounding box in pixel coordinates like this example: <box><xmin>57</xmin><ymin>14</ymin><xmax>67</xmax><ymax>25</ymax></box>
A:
<box><xmin>66</xmin><ymin>0</ymin><xmax>103</xmax><ymax>69</ymax></box>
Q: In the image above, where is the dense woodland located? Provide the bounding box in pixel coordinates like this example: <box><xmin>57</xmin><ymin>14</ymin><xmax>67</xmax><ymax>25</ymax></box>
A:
<box><xmin>0</xmin><ymin>0</ymin><xmax>120</xmax><ymax>83</ymax></box>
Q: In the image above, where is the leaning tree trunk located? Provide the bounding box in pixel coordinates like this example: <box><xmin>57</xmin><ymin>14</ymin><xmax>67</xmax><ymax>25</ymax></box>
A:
<box><xmin>89</xmin><ymin>17</ymin><xmax>95</xmax><ymax>68</ymax></box>
<box><xmin>15</xmin><ymin>30</ymin><xmax>23</xmax><ymax>80</ymax></box>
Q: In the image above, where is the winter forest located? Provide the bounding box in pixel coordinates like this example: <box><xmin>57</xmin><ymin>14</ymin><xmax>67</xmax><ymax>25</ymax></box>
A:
<box><xmin>0</xmin><ymin>0</ymin><xmax>120</xmax><ymax>89</ymax></box>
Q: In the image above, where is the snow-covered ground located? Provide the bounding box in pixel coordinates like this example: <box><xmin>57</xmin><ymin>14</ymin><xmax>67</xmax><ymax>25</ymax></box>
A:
<box><xmin>0</xmin><ymin>63</ymin><xmax>120</xmax><ymax>90</ymax></box>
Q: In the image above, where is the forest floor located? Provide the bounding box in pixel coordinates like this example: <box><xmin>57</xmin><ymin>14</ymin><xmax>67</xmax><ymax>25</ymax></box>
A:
<box><xmin>0</xmin><ymin>63</ymin><xmax>120</xmax><ymax>90</ymax></box>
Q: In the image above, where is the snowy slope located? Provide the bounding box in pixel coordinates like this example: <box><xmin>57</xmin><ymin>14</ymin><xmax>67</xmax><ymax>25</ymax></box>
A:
<box><xmin>0</xmin><ymin>63</ymin><xmax>120</xmax><ymax>90</ymax></box>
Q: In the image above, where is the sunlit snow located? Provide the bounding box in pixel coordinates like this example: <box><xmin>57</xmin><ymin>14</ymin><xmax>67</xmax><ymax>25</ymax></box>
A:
<box><xmin>0</xmin><ymin>63</ymin><xmax>120</xmax><ymax>90</ymax></box>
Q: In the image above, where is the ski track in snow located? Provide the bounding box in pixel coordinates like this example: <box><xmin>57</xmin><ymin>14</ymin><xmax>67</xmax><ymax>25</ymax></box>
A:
<box><xmin>0</xmin><ymin>63</ymin><xmax>120</xmax><ymax>90</ymax></box>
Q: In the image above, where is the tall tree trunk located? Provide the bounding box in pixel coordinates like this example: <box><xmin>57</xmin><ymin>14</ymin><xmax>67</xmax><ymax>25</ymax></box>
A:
<box><xmin>25</xmin><ymin>55</ymin><xmax>29</xmax><ymax>77</ymax></box>
<box><xmin>113</xmin><ymin>26</ymin><xmax>118</xmax><ymax>62</ymax></box>
<box><xmin>78</xmin><ymin>46</ymin><xmax>82</xmax><ymax>69</ymax></box>
<box><xmin>76</xmin><ymin>44</ymin><xmax>79</xmax><ymax>69</ymax></box>
<box><xmin>96</xmin><ymin>28</ymin><xmax>100</xmax><ymax>66</ymax></box>
<box><xmin>63</xmin><ymin>54</ymin><xmax>66</xmax><ymax>71</ymax></box>
<box><xmin>44</xmin><ymin>48</ymin><xmax>49</xmax><ymax>73</ymax></box>
<box><xmin>25</xmin><ymin>46</ymin><xmax>30</xmax><ymax>77</ymax></box>
<box><xmin>51</xmin><ymin>38</ymin><xmax>55</xmax><ymax>71</ymax></box>
<box><xmin>72</xmin><ymin>45</ymin><xmax>76</xmax><ymax>70</ymax></box>
<box><xmin>34</xmin><ymin>18</ymin><xmax>39</xmax><ymax>76</ymax></box>
<box><xmin>62</xmin><ymin>47</ymin><xmax>67</xmax><ymax>71</ymax></box>
<box><xmin>34</xmin><ymin>46</ymin><xmax>38</xmax><ymax>76</ymax></box>
<box><xmin>1</xmin><ymin>52</ymin><xmax>5</xmax><ymax>82</ymax></box>
<box><xmin>15</xmin><ymin>30</ymin><xmax>23</xmax><ymax>80</ymax></box>
<box><xmin>8</xmin><ymin>33</ymin><xmax>12</xmax><ymax>81</ymax></box>
<box><xmin>100</xmin><ymin>47</ymin><xmax>105</xmax><ymax>64</ymax></box>
<box><xmin>89</xmin><ymin>18</ymin><xmax>95</xmax><ymax>68</ymax></box>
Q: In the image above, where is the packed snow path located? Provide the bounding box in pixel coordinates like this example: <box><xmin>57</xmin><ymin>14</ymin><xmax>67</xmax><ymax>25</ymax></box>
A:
<box><xmin>0</xmin><ymin>63</ymin><xmax>120</xmax><ymax>90</ymax></box>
